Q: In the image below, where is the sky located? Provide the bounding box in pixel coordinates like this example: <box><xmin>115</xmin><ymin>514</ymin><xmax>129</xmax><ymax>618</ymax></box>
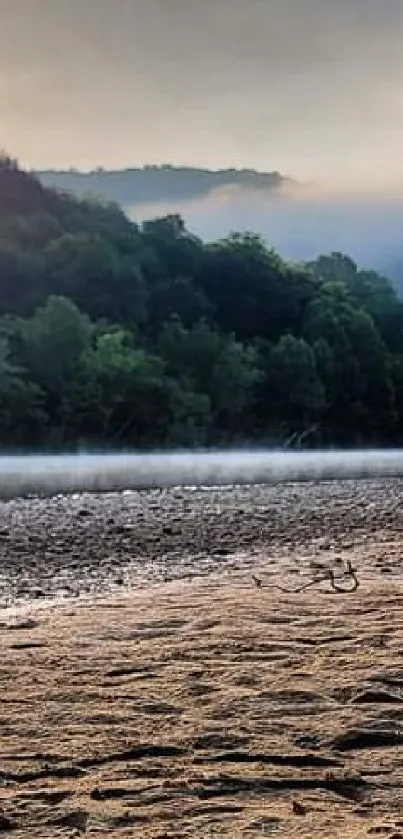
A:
<box><xmin>2</xmin><ymin>0</ymin><xmax>403</xmax><ymax>189</ymax></box>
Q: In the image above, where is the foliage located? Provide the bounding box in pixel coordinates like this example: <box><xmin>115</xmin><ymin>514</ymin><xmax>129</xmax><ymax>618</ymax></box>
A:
<box><xmin>0</xmin><ymin>157</ymin><xmax>402</xmax><ymax>449</ymax></box>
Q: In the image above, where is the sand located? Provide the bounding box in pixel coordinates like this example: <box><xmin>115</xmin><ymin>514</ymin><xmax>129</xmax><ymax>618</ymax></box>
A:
<box><xmin>1</xmin><ymin>479</ymin><xmax>403</xmax><ymax>837</ymax></box>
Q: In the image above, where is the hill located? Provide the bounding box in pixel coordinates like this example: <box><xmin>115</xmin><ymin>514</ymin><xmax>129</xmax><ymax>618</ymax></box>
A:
<box><xmin>1</xmin><ymin>154</ymin><xmax>403</xmax><ymax>450</ymax></box>
<box><xmin>36</xmin><ymin>166</ymin><xmax>403</xmax><ymax>286</ymax></box>
<box><xmin>36</xmin><ymin>165</ymin><xmax>286</xmax><ymax>207</ymax></box>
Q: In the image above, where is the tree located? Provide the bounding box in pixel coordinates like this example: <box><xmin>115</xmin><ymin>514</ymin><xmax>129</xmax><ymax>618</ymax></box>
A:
<box><xmin>158</xmin><ymin>317</ymin><xmax>262</xmax><ymax>439</ymax></box>
<box><xmin>0</xmin><ymin>241</ymin><xmax>45</xmax><ymax>315</ymax></box>
<box><xmin>81</xmin><ymin>329</ymin><xmax>176</xmax><ymax>444</ymax></box>
<box><xmin>141</xmin><ymin>214</ymin><xmax>203</xmax><ymax>282</ymax></box>
<box><xmin>44</xmin><ymin>232</ymin><xmax>147</xmax><ymax>327</ymax></box>
<box><xmin>309</xmin><ymin>252</ymin><xmax>403</xmax><ymax>353</ymax></box>
<box><xmin>16</xmin><ymin>295</ymin><xmax>92</xmax><ymax>390</ymax></box>
<box><xmin>0</xmin><ymin>157</ymin><xmax>401</xmax><ymax>449</ymax></box>
<box><xmin>0</xmin><ymin>336</ymin><xmax>46</xmax><ymax>445</ymax></box>
<box><xmin>304</xmin><ymin>282</ymin><xmax>394</xmax><ymax>442</ymax></box>
<box><xmin>196</xmin><ymin>232</ymin><xmax>317</xmax><ymax>341</ymax></box>
<box><xmin>11</xmin><ymin>296</ymin><xmax>93</xmax><ymax>442</ymax></box>
<box><xmin>0</xmin><ymin>154</ymin><xmax>51</xmax><ymax>220</ymax></box>
<box><xmin>145</xmin><ymin>276</ymin><xmax>214</xmax><ymax>337</ymax></box>
<box><xmin>259</xmin><ymin>334</ymin><xmax>325</xmax><ymax>440</ymax></box>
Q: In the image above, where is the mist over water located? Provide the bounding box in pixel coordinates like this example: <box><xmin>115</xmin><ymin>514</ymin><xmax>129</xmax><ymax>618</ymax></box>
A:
<box><xmin>1</xmin><ymin>450</ymin><xmax>403</xmax><ymax>499</ymax></box>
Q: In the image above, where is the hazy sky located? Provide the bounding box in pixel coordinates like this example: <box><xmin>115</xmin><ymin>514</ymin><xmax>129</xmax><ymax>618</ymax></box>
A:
<box><xmin>2</xmin><ymin>0</ymin><xmax>403</xmax><ymax>187</ymax></box>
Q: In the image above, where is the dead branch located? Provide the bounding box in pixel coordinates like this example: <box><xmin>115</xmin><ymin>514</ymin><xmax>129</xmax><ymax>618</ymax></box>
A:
<box><xmin>252</xmin><ymin>559</ymin><xmax>359</xmax><ymax>595</ymax></box>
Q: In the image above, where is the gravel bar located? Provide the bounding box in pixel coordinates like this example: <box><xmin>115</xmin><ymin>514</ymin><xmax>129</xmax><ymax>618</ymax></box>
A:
<box><xmin>0</xmin><ymin>479</ymin><xmax>403</xmax><ymax>607</ymax></box>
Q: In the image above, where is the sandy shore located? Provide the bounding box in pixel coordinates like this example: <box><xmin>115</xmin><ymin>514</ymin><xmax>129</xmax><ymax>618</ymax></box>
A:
<box><xmin>2</xmin><ymin>577</ymin><xmax>403</xmax><ymax>838</ymax></box>
<box><xmin>1</xmin><ymin>479</ymin><xmax>403</xmax><ymax>837</ymax></box>
<box><xmin>0</xmin><ymin>478</ymin><xmax>403</xmax><ymax>607</ymax></box>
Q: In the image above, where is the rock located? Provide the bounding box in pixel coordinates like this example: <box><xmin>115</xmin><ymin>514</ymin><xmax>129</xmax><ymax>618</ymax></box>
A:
<box><xmin>1</xmin><ymin>479</ymin><xmax>403</xmax><ymax>605</ymax></box>
<box><xmin>330</xmin><ymin>727</ymin><xmax>403</xmax><ymax>751</ymax></box>
<box><xmin>6</xmin><ymin>619</ymin><xmax>39</xmax><ymax>631</ymax></box>
<box><xmin>0</xmin><ymin>814</ymin><xmax>16</xmax><ymax>832</ymax></box>
<box><xmin>50</xmin><ymin>810</ymin><xmax>88</xmax><ymax>832</ymax></box>
<box><xmin>352</xmin><ymin>689</ymin><xmax>402</xmax><ymax>704</ymax></box>
<box><xmin>248</xmin><ymin>816</ymin><xmax>283</xmax><ymax>832</ymax></box>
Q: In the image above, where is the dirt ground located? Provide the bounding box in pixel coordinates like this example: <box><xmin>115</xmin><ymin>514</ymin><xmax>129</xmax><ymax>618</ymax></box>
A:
<box><xmin>1</xmin><ymin>480</ymin><xmax>403</xmax><ymax>837</ymax></box>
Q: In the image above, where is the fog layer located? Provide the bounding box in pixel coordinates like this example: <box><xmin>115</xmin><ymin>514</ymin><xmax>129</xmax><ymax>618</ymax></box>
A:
<box><xmin>130</xmin><ymin>183</ymin><xmax>403</xmax><ymax>281</ymax></box>
<box><xmin>1</xmin><ymin>450</ymin><xmax>403</xmax><ymax>499</ymax></box>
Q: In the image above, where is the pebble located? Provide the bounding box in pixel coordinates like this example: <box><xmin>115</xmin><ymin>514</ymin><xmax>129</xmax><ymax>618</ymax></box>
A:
<box><xmin>0</xmin><ymin>478</ymin><xmax>402</xmax><ymax>606</ymax></box>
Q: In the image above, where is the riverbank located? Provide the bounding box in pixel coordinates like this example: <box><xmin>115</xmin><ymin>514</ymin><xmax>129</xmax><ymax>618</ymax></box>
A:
<box><xmin>0</xmin><ymin>479</ymin><xmax>403</xmax><ymax>607</ymax></box>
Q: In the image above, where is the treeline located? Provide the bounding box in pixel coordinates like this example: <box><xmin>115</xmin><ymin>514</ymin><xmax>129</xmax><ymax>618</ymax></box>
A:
<box><xmin>0</xmin><ymin>154</ymin><xmax>403</xmax><ymax>450</ymax></box>
<box><xmin>37</xmin><ymin>165</ymin><xmax>285</xmax><ymax>207</ymax></box>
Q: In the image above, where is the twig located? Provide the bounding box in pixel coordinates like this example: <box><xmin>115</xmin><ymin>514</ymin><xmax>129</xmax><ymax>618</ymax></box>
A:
<box><xmin>252</xmin><ymin>559</ymin><xmax>359</xmax><ymax>595</ymax></box>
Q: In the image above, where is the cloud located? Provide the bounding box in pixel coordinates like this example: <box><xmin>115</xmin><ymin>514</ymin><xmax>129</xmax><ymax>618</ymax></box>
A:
<box><xmin>1</xmin><ymin>0</ymin><xmax>403</xmax><ymax>185</ymax></box>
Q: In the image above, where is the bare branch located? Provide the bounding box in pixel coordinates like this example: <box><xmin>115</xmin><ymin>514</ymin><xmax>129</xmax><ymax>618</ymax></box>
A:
<box><xmin>252</xmin><ymin>558</ymin><xmax>359</xmax><ymax>595</ymax></box>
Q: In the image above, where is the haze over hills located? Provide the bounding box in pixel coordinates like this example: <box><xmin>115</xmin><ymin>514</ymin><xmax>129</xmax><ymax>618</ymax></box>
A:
<box><xmin>37</xmin><ymin>166</ymin><xmax>286</xmax><ymax>206</ymax></box>
<box><xmin>3</xmin><ymin>154</ymin><xmax>403</xmax><ymax>450</ymax></box>
<box><xmin>37</xmin><ymin>165</ymin><xmax>403</xmax><ymax>288</ymax></box>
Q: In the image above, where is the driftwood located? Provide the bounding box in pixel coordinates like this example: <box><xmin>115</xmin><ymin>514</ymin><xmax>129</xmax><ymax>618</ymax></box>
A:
<box><xmin>252</xmin><ymin>559</ymin><xmax>359</xmax><ymax>595</ymax></box>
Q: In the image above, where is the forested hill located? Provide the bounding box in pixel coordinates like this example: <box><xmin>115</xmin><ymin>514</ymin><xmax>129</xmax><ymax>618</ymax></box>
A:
<box><xmin>36</xmin><ymin>166</ymin><xmax>286</xmax><ymax>207</ymax></box>
<box><xmin>1</xmin><ymin>154</ymin><xmax>403</xmax><ymax>450</ymax></box>
<box><xmin>36</xmin><ymin>167</ymin><xmax>403</xmax><ymax>288</ymax></box>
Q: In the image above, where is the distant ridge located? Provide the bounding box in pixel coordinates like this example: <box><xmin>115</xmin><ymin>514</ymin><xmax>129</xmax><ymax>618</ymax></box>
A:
<box><xmin>36</xmin><ymin>165</ymin><xmax>287</xmax><ymax>207</ymax></box>
<box><xmin>33</xmin><ymin>163</ymin><xmax>403</xmax><ymax>285</ymax></box>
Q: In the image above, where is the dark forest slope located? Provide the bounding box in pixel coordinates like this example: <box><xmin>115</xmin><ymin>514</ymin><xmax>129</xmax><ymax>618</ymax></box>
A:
<box><xmin>1</xmin><ymin>155</ymin><xmax>403</xmax><ymax>450</ymax></box>
<box><xmin>36</xmin><ymin>166</ymin><xmax>403</xmax><ymax>289</ymax></box>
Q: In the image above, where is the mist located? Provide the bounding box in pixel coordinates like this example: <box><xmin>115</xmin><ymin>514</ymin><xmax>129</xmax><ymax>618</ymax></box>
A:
<box><xmin>129</xmin><ymin>183</ymin><xmax>403</xmax><ymax>283</ymax></box>
<box><xmin>1</xmin><ymin>450</ymin><xmax>403</xmax><ymax>499</ymax></box>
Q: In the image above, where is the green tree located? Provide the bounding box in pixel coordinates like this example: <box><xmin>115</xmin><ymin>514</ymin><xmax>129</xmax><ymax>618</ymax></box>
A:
<box><xmin>0</xmin><ymin>336</ymin><xmax>46</xmax><ymax>445</ymax></box>
<box><xmin>0</xmin><ymin>157</ymin><xmax>401</xmax><ymax>449</ymax></box>
<box><xmin>12</xmin><ymin>296</ymin><xmax>93</xmax><ymax>442</ymax></box>
<box><xmin>196</xmin><ymin>232</ymin><xmax>317</xmax><ymax>341</ymax></box>
<box><xmin>304</xmin><ymin>282</ymin><xmax>394</xmax><ymax>442</ymax></box>
<box><xmin>81</xmin><ymin>329</ymin><xmax>176</xmax><ymax>444</ymax></box>
<box><xmin>0</xmin><ymin>240</ymin><xmax>45</xmax><ymax>315</ymax></box>
<box><xmin>141</xmin><ymin>214</ymin><xmax>203</xmax><ymax>282</ymax></box>
<box><xmin>159</xmin><ymin>317</ymin><xmax>262</xmax><ymax>439</ymax></box>
<box><xmin>259</xmin><ymin>334</ymin><xmax>325</xmax><ymax>441</ymax></box>
<box><xmin>44</xmin><ymin>232</ymin><xmax>147</xmax><ymax>327</ymax></box>
<box><xmin>309</xmin><ymin>252</ymin><xmax>403</xmax><ymax>353</ymax></box>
